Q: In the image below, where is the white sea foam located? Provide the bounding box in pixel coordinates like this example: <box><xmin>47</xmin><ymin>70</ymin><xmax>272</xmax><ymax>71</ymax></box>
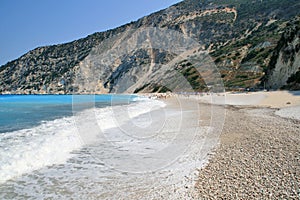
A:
<box><xmin>0</xmin><ymin>98</ymin><xmax>165</xmax><ymax>183</ymax></box>
<box><xmin>0</xmin><ymin>96</ymin><xmax>221</xmax><ymax>199</ymax></box>
<box><xmin>0</xmin><ymin>117</ymin><xmax>82</xmax><ymax>183</ymax></box>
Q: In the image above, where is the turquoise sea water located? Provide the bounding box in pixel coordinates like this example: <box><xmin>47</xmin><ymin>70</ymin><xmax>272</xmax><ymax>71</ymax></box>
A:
<box><xmin>0</xmin><ymin>94</ymin><xmax>152</xmax><ymax>185</ymax></box>
<box><xmin>0</xmin><ymin>94</ymin><xmax>136</xmax><ymax>133</ymax></box>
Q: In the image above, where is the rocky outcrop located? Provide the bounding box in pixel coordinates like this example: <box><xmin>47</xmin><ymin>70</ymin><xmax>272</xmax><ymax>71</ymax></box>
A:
<box><xmin>264</xmin><ymin>18</ymin><xmax>300</xmax><ymax>90</ymax></box>
<box><xmin>0</xmin><ymin>0</ymin><xmax>300</xmax><ymax>94</ymax></box>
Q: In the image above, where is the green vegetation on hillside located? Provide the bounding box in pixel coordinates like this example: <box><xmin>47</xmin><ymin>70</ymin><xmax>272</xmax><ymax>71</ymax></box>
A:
<box><xmin>0</xmin><ymin>0</ymin><xmax>299</xmax><ymax>93</ymax></box>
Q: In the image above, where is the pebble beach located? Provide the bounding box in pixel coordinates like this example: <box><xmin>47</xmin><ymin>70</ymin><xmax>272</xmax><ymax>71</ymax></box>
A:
<box><xmin>195</xmin><ymin>105</ymin><xmax>299</xmax><ymax>199</ymax></box>
<box><xmin>193</xmin><ymin>91</ymin><xmax>300</xmax><ymax>199</ymax></box>
<box><xmin>127</xmin><ymin>91</ymin><xmax>300</xmax><ymax>199</ymax></box>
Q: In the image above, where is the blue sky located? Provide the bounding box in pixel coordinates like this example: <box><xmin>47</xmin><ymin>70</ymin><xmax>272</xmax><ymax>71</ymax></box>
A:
<box><xmin>0</xmin><ymin>0</ymin><xmax>182</xmax><ymax>66</ymax></box>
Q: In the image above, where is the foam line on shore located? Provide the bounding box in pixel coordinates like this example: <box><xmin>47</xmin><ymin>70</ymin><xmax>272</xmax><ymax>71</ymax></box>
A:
<box><xmin>0</xmin><ymin>98</ymin><xmax>165</xmax><ymax>183</ymax></box>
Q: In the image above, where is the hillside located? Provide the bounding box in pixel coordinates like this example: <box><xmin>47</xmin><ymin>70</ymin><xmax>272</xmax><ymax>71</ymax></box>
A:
<box><xmin>0</xmin><ymin>0</ymin><xmax>299</xmax><ymax>94</ymax></box>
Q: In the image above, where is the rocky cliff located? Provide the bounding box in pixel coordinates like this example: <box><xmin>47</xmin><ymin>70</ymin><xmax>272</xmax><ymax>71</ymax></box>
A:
<box><xmin>264</xmin><ymin>18</ymin><xmax>300</xmax><ymax>90</ymax></box>
<box><xmin>0</xmin><ymin>0</ymin><xmax>299</xmax><ymax>94</ymax></box>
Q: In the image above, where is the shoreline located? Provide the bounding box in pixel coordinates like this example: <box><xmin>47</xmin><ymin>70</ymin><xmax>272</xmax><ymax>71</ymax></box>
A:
<box><xmin>0</xmin><ymin>91</ymin><xmax>299</xmax><ymax>199</ymax></box>
<box><xmin>0</xmin><ymin>94</ymin><xmax>218</xmax><ymax>199</ymax></box>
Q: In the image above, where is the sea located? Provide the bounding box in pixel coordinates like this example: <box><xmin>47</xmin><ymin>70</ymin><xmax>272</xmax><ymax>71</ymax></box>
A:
<box><xmin>0</xmin><ymin>94</ymin><xmax>170</xmax><ymax>199</ymax></box>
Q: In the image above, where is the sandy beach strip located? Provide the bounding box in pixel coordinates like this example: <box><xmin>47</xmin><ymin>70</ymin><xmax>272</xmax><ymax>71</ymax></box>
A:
<box><xmin>195</xmin><ymin>90</ymin><xmax>300</xmax><ymax>108</ymax></box>
<box><xmin>258</xmin><ymin>90</ymin><xmax>300</xmax><ymax>108</ymax></box>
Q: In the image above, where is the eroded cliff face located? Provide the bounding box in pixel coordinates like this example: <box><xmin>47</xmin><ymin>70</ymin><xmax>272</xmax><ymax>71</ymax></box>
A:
<box><xmin>265</xmin><ymin>19</ymin><xmax>300</xmax><ymax>90</ymax></box>
<box><xmin>0</xmin><ymin>0</ymin><xmax>300</xmax><ymax>94</ymax></box>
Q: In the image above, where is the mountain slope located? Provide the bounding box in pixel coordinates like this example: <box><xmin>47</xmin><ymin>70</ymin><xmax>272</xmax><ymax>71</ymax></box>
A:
<box><xmin>0</xmin><ymin>0</ymin><xmax>299</xmax><ymax>94</ymax></box>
